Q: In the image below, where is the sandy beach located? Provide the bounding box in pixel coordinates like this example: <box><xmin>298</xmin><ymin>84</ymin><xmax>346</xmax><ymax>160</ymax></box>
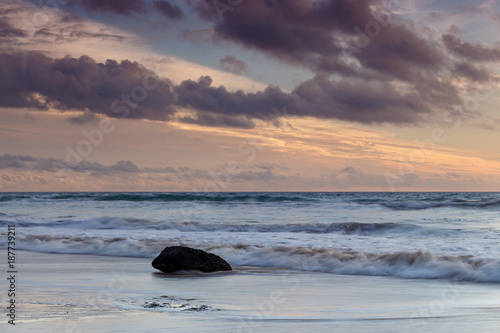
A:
<box><xmin>1</xmin><ymin>250</ymin><xmax>499</xmax><ymax>332</ymax></box>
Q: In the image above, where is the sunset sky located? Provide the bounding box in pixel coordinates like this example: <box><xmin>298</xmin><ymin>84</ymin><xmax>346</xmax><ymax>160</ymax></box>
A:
<box><xmin>1</xmin><ymin>0</ymin><xmax>500</xmax><ymax>191</ymax></box>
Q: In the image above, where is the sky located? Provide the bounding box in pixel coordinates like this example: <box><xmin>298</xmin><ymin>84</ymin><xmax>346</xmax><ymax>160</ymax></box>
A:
<box><xmin>0</xmin><ymin>0</ymin><xmax>500</xmax><ymax>192</ymax></box>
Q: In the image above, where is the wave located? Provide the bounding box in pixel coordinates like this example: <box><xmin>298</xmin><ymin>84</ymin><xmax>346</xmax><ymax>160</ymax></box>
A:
<box><xmin>213</xmin><ymin>246</ymin><xmax>500</xmax><ymax>283</ymax></box>
<box><xmin>1</xmin><ymin>217</ymin><xmax>437</xmax><ymax>236</ymax></box>
<box><xmin>379</xmin><ymin>199</ymin><xmax>500</xmax><ymax>210</ymax></box>
<box><xmin>3</xmin><ymin>234</ymin><xmax>499</xmax><ymax>283</ymax></box>
<box><xmin>102</xmin><ymin>193</ymin><xmax>311</xmax><ymax>203</ymax></box>
<box><xmin>0</xmin><ymin>192</ymin><xmax>313</xmax><ymax>203</ymax></box>
<box><xmin>1</xmin><ymin>192</ymin><xmax>498</xmax><ymax>211</ymax></box>
<box><xmin>0</xmin><ymin>194</ymin><xmax>32</xmax><ymax>202</ymax></box>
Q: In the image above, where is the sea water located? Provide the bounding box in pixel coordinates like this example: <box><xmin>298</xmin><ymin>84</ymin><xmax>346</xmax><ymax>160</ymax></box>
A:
<box><xmin>1</xmin><ymin>192</ymin><xmax>499</xmax><ymax>283</ymax></box>
<box><xmin>1</xmin><ymin>192</ymin><xmax>500</xmax><ymax>332</ymax></box>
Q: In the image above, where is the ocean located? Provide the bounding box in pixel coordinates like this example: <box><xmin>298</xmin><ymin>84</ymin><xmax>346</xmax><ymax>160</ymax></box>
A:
<box><xmin>1</xmin><ymin>192</ymin><xmax>499</xmax><ymax>332</ymax></box>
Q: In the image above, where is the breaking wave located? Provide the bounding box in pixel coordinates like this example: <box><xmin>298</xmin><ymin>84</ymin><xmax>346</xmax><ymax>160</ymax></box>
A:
<box><xmin>1</xmin><ymin>217</ymin><xmax>446</xmax><ymax>236</ymax></box>
<box><xmin>3</xmin><ymin>234</ymin><xmax>499</xmax><ymax>283</ymax></box>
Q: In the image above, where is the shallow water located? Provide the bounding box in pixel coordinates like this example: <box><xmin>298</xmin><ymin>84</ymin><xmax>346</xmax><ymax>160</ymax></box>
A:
<box><xmin>4</xmin><ymin>251</ymin><xmax>500</xmax><ymax>333</ymax></box>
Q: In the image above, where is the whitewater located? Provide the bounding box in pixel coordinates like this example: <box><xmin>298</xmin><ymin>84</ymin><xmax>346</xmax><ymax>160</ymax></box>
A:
<box><xmin>1</xmin><ymin>192</ymin><xmax>499</xmax><ymax>283</ymax></box>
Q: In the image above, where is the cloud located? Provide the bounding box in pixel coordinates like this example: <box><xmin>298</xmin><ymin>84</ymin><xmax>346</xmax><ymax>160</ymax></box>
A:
<box><xmin>453</xmin><ymin>62</ymin><xmax>492</xmax><ymax>82</ymax></box>
<box><xmin>0</xmin><ymin>154</ymin><xmax>142</xmax><ymax>175</ymax></box>
<box><xmin>0</xmin><ymin>1</ymin><xmax>137</xmax><ymax>53</ymax></box>
<box><xmin>175</xmin><ymin>75</ymin><xmax>431</xmax><ymax>125</ymax></box>
<box><xmin>153</xmin><ymin>0</ymin><xmax>185</xmax><ymax>20</ymax></box>
<box><xmin>353</xmin><ymin>24</ymin><xmax>443</xmax><ymax>81</ymax></box>
<box><xmin>219</xmin><ymin>55</ymin><xmax>247</xmax><ymax>74</ymax></box>
<box><xmin>0</xmin><ymin>16</ymin><xmax>28</xmax><ymax>49</ymax></box>
<box><xmin>1</xmin><ymin>1</ymin><xmax>498</xmax><ymax>128</ymax></box>
<box><xmin>182</xmin><ymin>0</ymin><xmax>500</xmax><ymax>126</ymax></box>
<box><xmin>0</xmin><ymin>17</ymin><xmax>27</xmax><ymax>38</ymax></box>
<box><xmin>0</xmin><ymin>153</ymin><xmax>285</xmax><ymax>183</ymax></box>
<box><xmin>69</xmin><ymin>0</ymin><xmax>147</xmax><ymax>16</ymax></box>
<box><xmin>292</xmin><ymin>76</ymin><xmax>430</xmax><ymax>124</ymax></box>
<box><xmin>0</xmin><ymin>154</ymin><xmax>38</xmax><ymax>170</ymax></box>
<box><xmin>67</xmin><ymin>31</ymin><xmax>127</xmax><ymax>42</ymax></box>
<box><xmin>0</xmin><ymin>48</ymin><xmax>493</xmax><ymax>127</ymax></box>
<box><xmin>1</xmin><ymin>154</ymin><xmax>498</xmax><ymax>191</ymax></box>
<box><xmin>66</xmin><ymin>0</ymin><xmax>186</xmax><ymax>20</ymax></box>
<box><xmin>67</xmin><ymin>111</ymin><xmax>100</xmax><ymax>124</ymax></box>
<box><xmin>0</xmin><ymin>51</ymin><xmax>177</xmax><ymax>121</ymax></box>
<box><xmin>0</xmin><ymin>51</ymin><xmax>471</xmax><ymax>127</ymax></box>
<box><xmin>180</xmin><ymin>112</ymin><xmax>256</xmax><ymax>129</ymax></box>
<box><xmin>442</xmin><ymin>34</ymin><xmax>500</xmax><ymax>62</ymax></box>
<box><xmin>449</xmin><ymin>24</ymin><xmax>461</xmax><ymax>34</ymax></box>
<box><xmin>457</xmin><ymin>4</ymin><xmax>500</xmax><ymax>25</ymax></box>
<box><xmin>109</xmin><ymin>160</ymin><xmax>141</xmax><ymax>173</ymax></box>
<box><xmin>191</xmin><ymin>0</ymin><xmax>442</xmax><ymax>80</ymax></box>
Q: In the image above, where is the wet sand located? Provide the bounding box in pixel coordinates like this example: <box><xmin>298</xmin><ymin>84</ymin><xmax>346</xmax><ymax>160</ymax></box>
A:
<box><xmin>2</xmin><ymin>251</ymin><xmax>500</xmax><ymax>332</ymax></box>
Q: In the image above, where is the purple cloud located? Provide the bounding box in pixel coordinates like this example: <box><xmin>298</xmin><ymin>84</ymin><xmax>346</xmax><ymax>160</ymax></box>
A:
<box><xmin>219</xmin><ymin>55</ymin><xmax>247</xmax><ymax>74</ymax></box>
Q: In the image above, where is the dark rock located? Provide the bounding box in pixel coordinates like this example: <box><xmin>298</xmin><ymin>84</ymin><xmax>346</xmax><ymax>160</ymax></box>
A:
<box><xmin>152</xmin><ymin>246</ymin><xmax>232</xmax><ymax>273</ymax></box>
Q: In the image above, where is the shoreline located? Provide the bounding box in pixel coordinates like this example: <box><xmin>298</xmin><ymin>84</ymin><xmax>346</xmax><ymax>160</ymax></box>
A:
<box><xmin>2</xmin><ymin>251</ymin><xmax>500</xmax><ymax>332</ymax></box>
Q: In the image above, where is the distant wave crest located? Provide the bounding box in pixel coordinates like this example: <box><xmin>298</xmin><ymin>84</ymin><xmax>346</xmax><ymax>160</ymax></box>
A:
<box><xmin>0</xmin><ymin>192</ymin><xmax>499</xmax><ymax>210</ymax></box>
<box><xmin>379</xmin><ymin>199</ymin><xmax>500</xmax><ymax>210</ymax></box>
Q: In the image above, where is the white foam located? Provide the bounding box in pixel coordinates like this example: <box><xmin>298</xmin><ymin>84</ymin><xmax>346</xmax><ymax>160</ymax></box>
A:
<box><xmin>4</xmin><ymin>231</ymin><xmax>499</xmax><ymax>283</ymax></box>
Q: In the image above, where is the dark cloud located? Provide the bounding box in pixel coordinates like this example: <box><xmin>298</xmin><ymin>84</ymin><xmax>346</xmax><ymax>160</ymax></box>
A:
<box><xmin>0</xmin><ymin>50</ymin><xmax>489</xmax><ymax>128</ymax></box>
<box><xmin>295</xmin><ymin>76</ymin><xmax>431</xmax><ymax>123</ymax></box>
<box><xmin>354</xmin><ymin>24</ymin><xmax>443</xmax><ymax>81</ymax></box>
<box><xmin>175</xmin><ymin>75</ymin><xmax>430</xmax><ymax>125</ymax></box>
<box><xmin>449</xmin><ymin>24</ymin><xmax>461</xmax><ymax>34</ymax></box>
<box><xmin>193</xmin><ymin>0</ymin><xmax>345</xmax><ymax>71</ymax></box>
<box><xmin>0</xmin><ymin>16</ymin><xmax>28</xmax><ymax>49</ymax></box>
<box><xmin>69</xmin><ymin>0</ymin><xmax>147</xmax><ymax>16</ymax></box>
<box><xmin>174</xmin><ymin>76</ymin><xmax>299</xmax><ymax>121</ymax></box>
<box><xmin>68</xmin><ymin>31</ymin><xmax>127</xmax><ymax>42</ymax></box>
<box><xmin>0</xmin><ymin>18</ymin><xmax>27</xmax><ymax>38</ymax></box>
<box><xmin>31</xmin><ymin>24</ymin><xmax>132</xmax><ymax>46</ymax></box>
<box><xmin>34</xmin><ymin>28</ymin><xmax>62</xmax><ymax>38</ymax></box>
<box><xmin>181</xmin><ymin>0</ymin><xmax>500</xmax><ymax>127</ymax></box>
<box><xmin>110</xmin><ymin>160</ymin><xmax>141</xmax><ymax>173</ymax></box>
<box><xmin>180</xmin><ymin>112</ymin><xmax>255</xmax><ymax>129</ymax></box>
<box><xmin>442</xmin><ymin>34</ymin><xmax>500</xmax><ymax>61</ymax></box>
<box><xmin>219</xmin><ymin>55</ymin><xmax>247</xmax><ymax>74</ymax></box>
<box><xmin>0</xmin><ymin>154</ymin><xmax>38</xmax><ymax>170</ymax></box>
<box><xmin>0</xmin><ymin>51</ymin><xmax>176</xmax><ymax>121</ymax></box>
<box><xmin>453</xmin><ymin>62</ymin><xmax>491</xmax><ymax>82</ymax></box>
<box><xmin>153</xmin><ymin>0</ymin><xmax>185</xmax><ymax>19</ymax></box>
<box><xmin>190</xmin><ymin>0</ymin><xmax>441</xmax><ymax>81</ymax></box>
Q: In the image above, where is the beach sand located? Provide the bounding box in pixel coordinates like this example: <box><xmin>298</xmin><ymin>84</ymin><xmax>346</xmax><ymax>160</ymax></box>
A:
<box><xmin>2</xmin><ymin>251</ymin><xmax>500</xmax><ymax>332</ymax></box>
